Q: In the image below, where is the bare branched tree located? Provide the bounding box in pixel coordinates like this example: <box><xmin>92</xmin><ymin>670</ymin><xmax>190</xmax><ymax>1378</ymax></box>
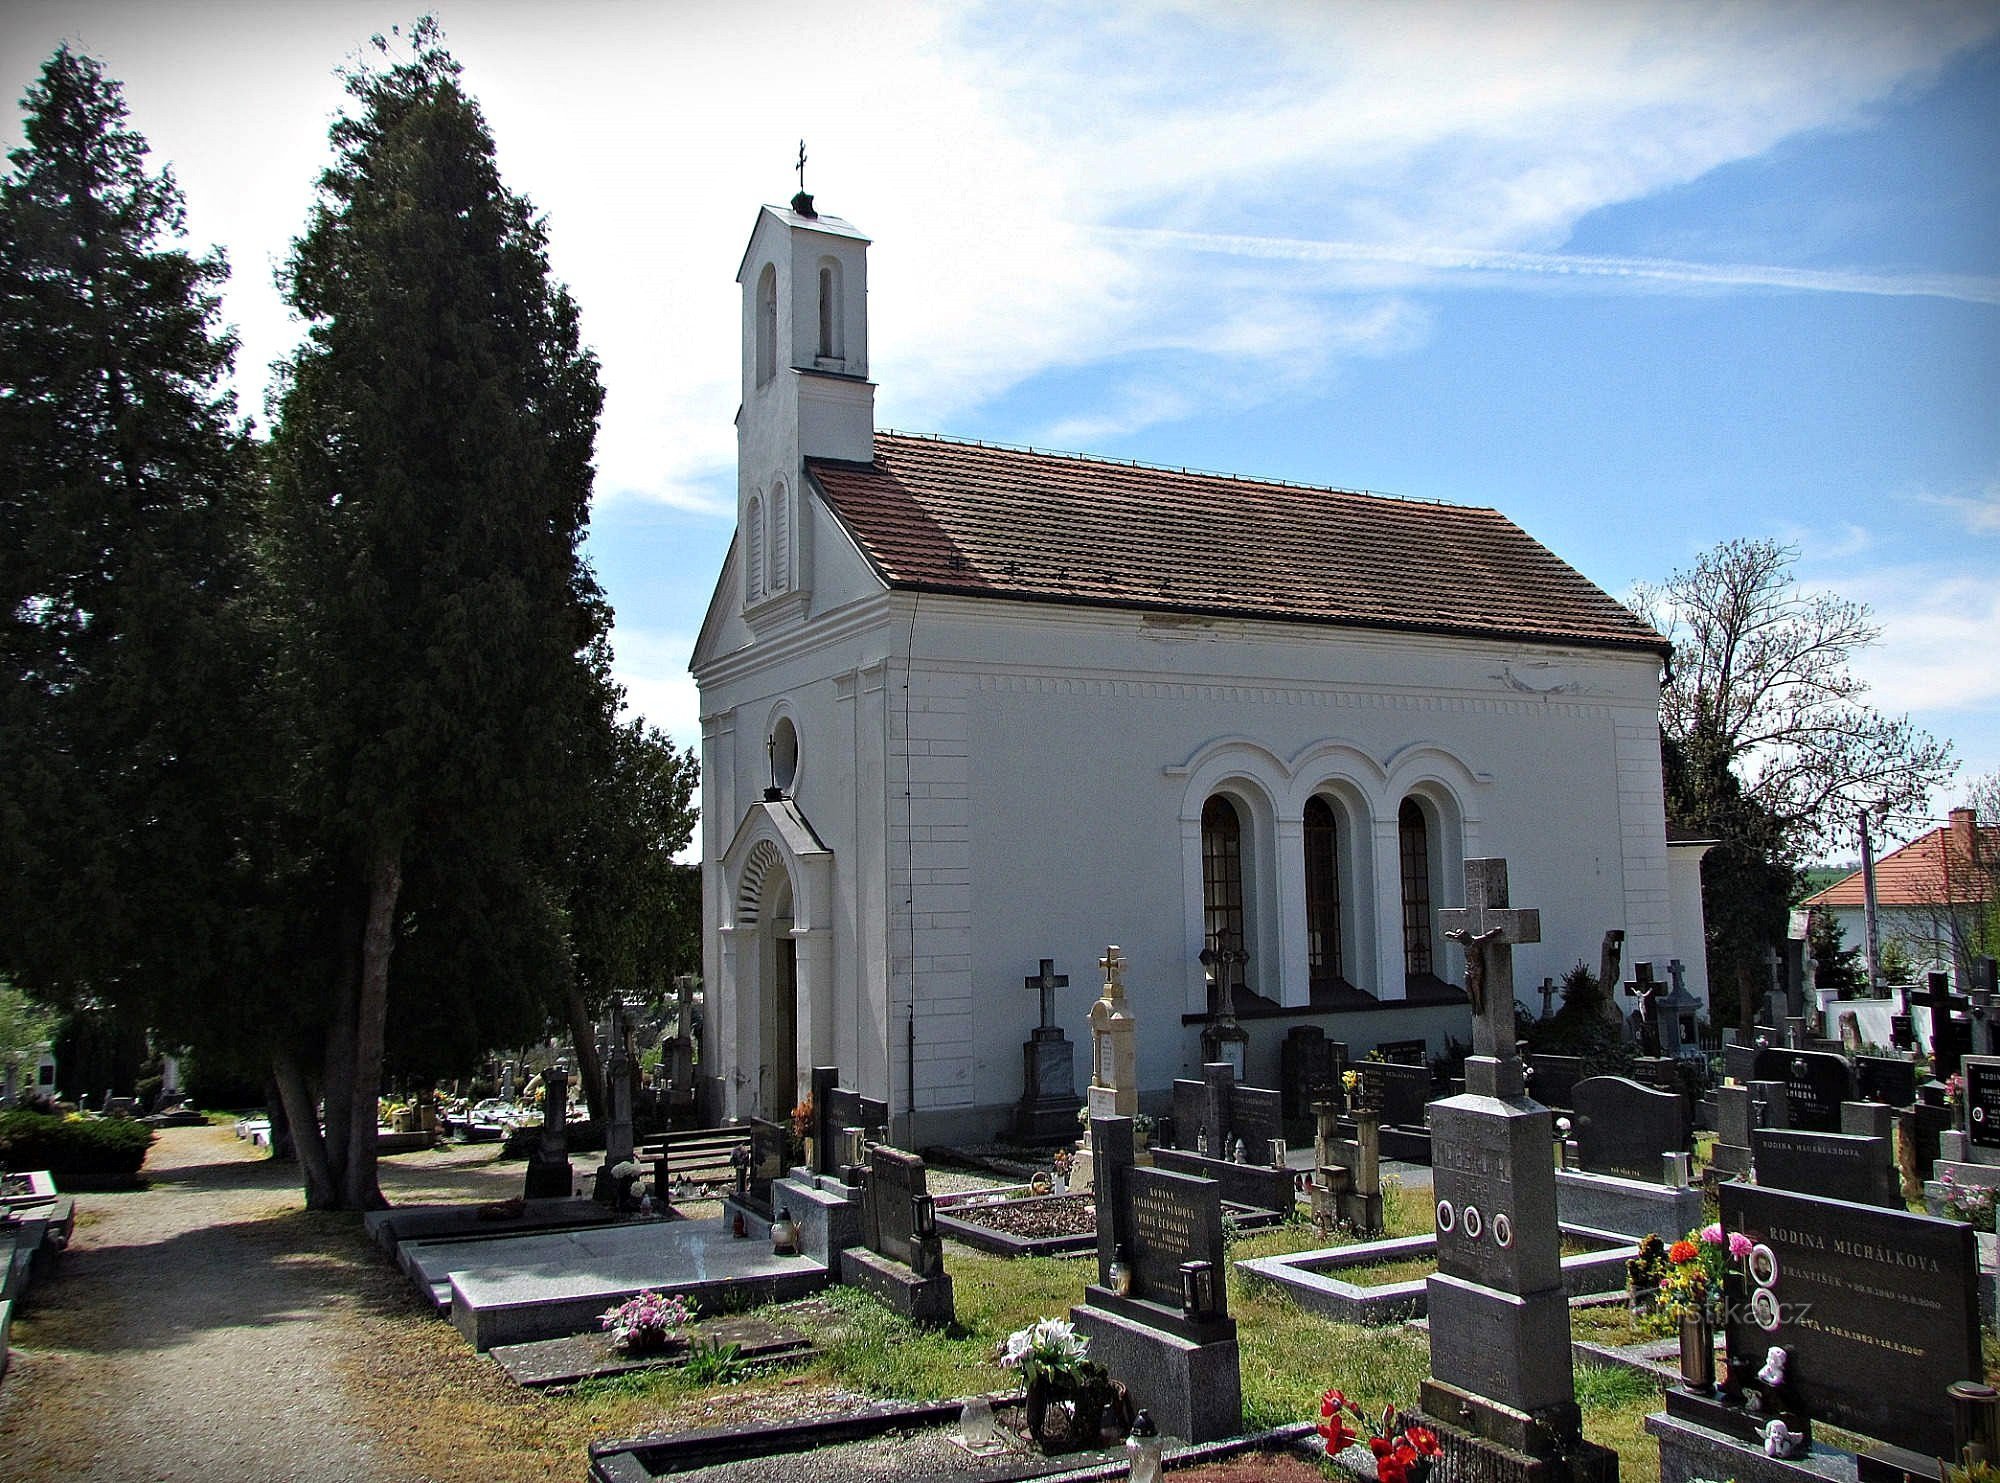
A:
<box><xmin>1630</xmin><ymin>538</ymin><xmax>1955</xmax><ymax>858</ymax></box>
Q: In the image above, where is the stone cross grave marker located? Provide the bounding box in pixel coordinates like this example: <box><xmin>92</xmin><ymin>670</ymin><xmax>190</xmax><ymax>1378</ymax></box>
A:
<box><xmin>1537</xmin><ymin>976</ymin><xmax>1558</xmax><ymax>1020</ymax></box>
<box><xmin>1087</xmin><ymin>945</ymin><xmax>1138</xmax><ymax>1118</ymax></box>
<box><xmin>1437</xmin><ymin>857</ymin><xmax>1540</xmax><ymax>1097</ymax></box>
<box><xmin>1013</xmin><ymin>958</ymin><xmax>1084</xmax><ymax>1141</ymax></box>
<box><xmin>1029</xmin><ymin>958</ymin><xmax>1069</xmax><ymax>1030</ymax></box>
<box><xmin>1721</xmin><ymin>1181</ymin><xmax>1979</xmax><ymax>1460</ymax></box>
<box><xmin>524</xmin><ymin>1064</ymin><xmax>574</xmax><ymax>1199</ymax></box>
<box><xmin>1751</xmin><ymin>1045</ymin><xmax>1852</xmax><ymax>1133</ymax></box>
<box><xmin>1915</xmin><ymin>970</ymin><xmax>1971</xmax><ymax>1078</ymax></box>
<box><xmin>809</xmin><ymin>1065</ymin><xmax>887</xmax><ymax>1182</ymax></box>
<box><xmin>1422</xmin><ymin>858</ymin><xmax>1593</xmax><ymax>1464</ymax></box>
<box><xmin>1570</xmin><ymin>1075</ymin><xmax>1690</xmax><ymax>1183</ymax></box>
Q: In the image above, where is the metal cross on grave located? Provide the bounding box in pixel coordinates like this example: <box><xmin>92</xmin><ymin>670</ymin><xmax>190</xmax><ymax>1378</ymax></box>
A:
<box><xmin>1026</xmin><ymin>959</ymin><xmax>1070</xmax><ymax>1032</ymax></box>
<box><xmin>1100</xmin><ymin>945</ymin><xmax>1128</xmax><ymax>1001</ymax></box>
<box><xmin>1438</xmin><ymin>857</ymin><xmax>1540</xmax><ymax>1097</ymax></box>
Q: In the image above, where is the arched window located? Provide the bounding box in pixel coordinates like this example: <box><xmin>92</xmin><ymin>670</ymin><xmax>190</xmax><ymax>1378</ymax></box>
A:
<box><xmin>817</xmin><ymin>261</ymin><xmax>841</xmax><ymax>360</ymax></box>
<box><xmin>1399</xmin><ymin>797</ymin><xmax>1433</xmax><ymax>977</ymax></box>
<box><xmin>1201</xmin><ymin>796</ymin><xmax>1247</xmax><ymax>962</ymax></box>
<box><xmin>745</xmin><ymin>495</ymin><xmax>765</xmax><ymax>603</ymax></box>
<box><xmin>1304</xmin><ymin>796</ymin><xmax>1343</xmax><ymax>987</ymax></box>
<box><xmin>755</xmin><ymin>263</ymin><xmax>777</xmax><ymax>386</ymax></box>
<box><xmin>769</xmin><ymin>478</ymin><xmax>789</xmax><ymax>593</ymax></box>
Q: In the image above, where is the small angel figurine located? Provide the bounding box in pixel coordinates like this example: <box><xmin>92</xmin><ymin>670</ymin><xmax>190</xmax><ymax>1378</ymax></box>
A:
<box><xmin>1762</xmin><ymin>1418</ymin><xmax>1806</xmax><ymax>1459</ymax></box>
<box><xmin>1757</xmin><ymin>1346</ymin><xmax>1789</xmax><ymax>1388</ymax></box>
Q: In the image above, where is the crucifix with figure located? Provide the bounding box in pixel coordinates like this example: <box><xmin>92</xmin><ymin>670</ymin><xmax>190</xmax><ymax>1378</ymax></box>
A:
<box><xmin>1438</xmin><ymin>857</ymin><xmax>1540</xmax><ymax>1098</ymax></box>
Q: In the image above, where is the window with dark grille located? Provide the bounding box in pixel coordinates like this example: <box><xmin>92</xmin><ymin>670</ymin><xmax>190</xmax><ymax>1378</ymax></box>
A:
<box><xmin>1201</xmin><ymin>795</ymin><xmax>1246</xmax><ymax>961</ymax></box>
<box><xmin>1399</xmin><ymin>797</ymin><xmax>1433</xmax><ymax>976</ymax></box>
<box><xmin>1304</xmin><ymin>796</ymin><xmax>1342</xmax><ymax>986</ymax></box>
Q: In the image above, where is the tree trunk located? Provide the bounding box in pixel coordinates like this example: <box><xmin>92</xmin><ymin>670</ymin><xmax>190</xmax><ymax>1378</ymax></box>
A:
<box><xmin>321</xmin><ymin>905</ymin><xmax>360</xmax><ymax>1197</ymax></box>
<box><xmin>564</xmin><ymin>980</ymin><xmax>606</xmax><ymax>1122</ymax></box>
<box><xmin>273</xmin><ymin>1049</ymin><xmax>338</xmax><ymax>1208</ymax></box>
<box><xmin>342</xmin><ymin>838</ymin><xmax>403</xmax><ymax>1211</ymax></box>
<box><xmin>263</xmin><ymin>1074</ymin><xmax>296</xmax><ymax>1161</ymax></box>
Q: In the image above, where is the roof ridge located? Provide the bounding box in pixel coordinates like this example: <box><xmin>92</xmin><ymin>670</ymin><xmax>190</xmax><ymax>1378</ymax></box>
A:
<box><xmin>871</xmin><ymin>428</ymin><xmax>1487</xmax><ymax>513</ymax></box>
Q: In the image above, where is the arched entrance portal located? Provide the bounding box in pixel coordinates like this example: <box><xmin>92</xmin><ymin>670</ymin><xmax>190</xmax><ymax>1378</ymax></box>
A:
<box><xmin>718</xmin><ymin>797</ymin><xmax>835</xmax><ymax>1125</ymax></box>
<box><xmin>759</xmin><ymin>869</ymin><xmax>800</xmax><ymax>1120</ymax></box>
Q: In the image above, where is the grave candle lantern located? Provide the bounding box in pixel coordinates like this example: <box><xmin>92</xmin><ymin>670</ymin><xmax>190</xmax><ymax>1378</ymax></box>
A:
<box><xmin>770</xmin><ymin>1205</ymin><xmax>798</xmax><ymax>1255</ymax></box>
<box><xmin>1179</xmin><ymin>1259</ymin><xmax>1218</xmax><ymax>1319</ymax></box>
<box><xmin>1268</xmin><ymin>1137</ymin><xmax>1286</xmax><ymax>1169</ymax></box>
<box><xmin>912</xmin><ymin>1192</ymin><xmax>937</xmax><ymax>1238</ymax></box>
<box><xmin>1108</xmin><ymin>1245</ymin><xmax>1133</xmax><ymax>1297</ymax></box>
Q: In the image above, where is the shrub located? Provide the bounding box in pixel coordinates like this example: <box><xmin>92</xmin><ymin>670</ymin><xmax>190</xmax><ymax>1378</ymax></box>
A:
<box><xmin>0</xmin><ymin>1109</ymin><xmax>154</xmax><ymax>1183</ymax></box>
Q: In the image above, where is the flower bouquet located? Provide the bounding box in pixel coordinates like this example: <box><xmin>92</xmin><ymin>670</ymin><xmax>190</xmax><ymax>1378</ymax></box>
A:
<box><xmin>1658</xmin><ymin>1223</ymin><xmax>1748</xmax><ymax>1325</ymax></box>
<box><xmin>600</xmin><ymin>1289</ymin><xmax>693</xmax><ymax>1355</ymax></box>
<box><xmin>1000</xmin><ymin>1318</ymin><xmax>1117</xmax><ymax>1452</ymax></box>
<box><xmin>1317</xmin><ymin>1390</ymin><xmax>1443</xmax><ymax>1483</ymax></box>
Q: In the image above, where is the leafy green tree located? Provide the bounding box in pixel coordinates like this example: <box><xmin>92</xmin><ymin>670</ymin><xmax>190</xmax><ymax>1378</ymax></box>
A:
<box><xmin>0</xmin><ymin>980</ymin><xmax>60</xmax><ymax>1098</ymax></box>
<box><xmin>264</xmin><ymin>19</ymin><xmax>608</xmax><ymax>1209</ymax></box>
<box><xmin>0</xmin><ymin>48</ymin><xmax>258</xmax><ymax>1054</ymax></box>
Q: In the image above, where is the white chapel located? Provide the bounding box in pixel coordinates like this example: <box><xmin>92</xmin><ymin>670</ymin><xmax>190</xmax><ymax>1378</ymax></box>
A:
<box><xmin>691</xmin><ymin>194</ymin><xmax>1706</xmax><ymax>1144</ymax></box>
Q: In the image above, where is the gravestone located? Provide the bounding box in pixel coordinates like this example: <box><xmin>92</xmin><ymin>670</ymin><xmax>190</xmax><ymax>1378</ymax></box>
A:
<box><xmin>1363</xmin><ymin>1058</ymin><xmax>1435</xmax><ymax>1163</ymax></box>
<box><xmin>1556</xmin><ymin>1075</ymin><xmax>1699</xmax><ymax>1241</ymax></box>
<box><xmin>1751</xmin><ymin>1123</ymin><xmax>1901</xmax><ymax>1208</ymax></box>
<box><xmin>837</xmin><ymin>1145</ymin><xmax>953</xmax><ymax>1324</ymax></box>
<box><xmin>1070</xmin><ymin>1114</ymin><xmax>1241</xmax><ymax>1443</ymax></box>
<box><xmin>1011</xmin><ymin>958</ymin><xmax>1085</xmax><ymax>1143</ymax></box>
<box><xmin>1198</xmin><ymin>937</ymin><xmax>1251</xmax><ymax>1077</ymax></box>
<box><xmin>1719</xmin><ymin>1181</ymin><xmax>1980</xmax><ymax>1460</ymax></box>
<box><xmin>1419</xmin><ymin>858</ymin><xmax>1617</xmax><ymax>1483</ymax></box>
<box><xmin>1280</xmin><ymin>1026</ymin><xmax>1341</xmax><ymax>1128</ymax></box>
<box><xmin>1751</xmin><ymin>1046</ymin><xmax>1852</xmax><ymax>1133</ymax></box>
<box><xmin>1312</xmin><ymin>1097</ymin><xmax>1383</xmax><ymax>1235</ymax></box>
<box><xmin>1658</xmin><ymin>959</ymin><xmax>1702</xmax><ymax>1059</ymax></box>
<box><xmin>1852</xmin><ymin>1053</ymin><xmax>1918</xmax><ymax>1107</ymax></box>
<box><xmin>1707</xmin><ymin>1083</ymin><xmax>1766</xmax><ymax>1178</ymax></box>
<box><xmin>1570</xmin><ymin>1076</ymin><xmax>1690</xmax><ymax>1182</ymax></box>
<box><xmin>1722</xmin><ymin>1040</ymin><xmax>1761</xmax><ymax>1085</ymax></box>
<box><xmin>1528</xmin><ymin>1054</ymin><xmax>1585</xmax><ymax>1111</ymax></box>
<box><xmin>1624</xmin><ymin>961</ymin><xmax>1664</xmax><ymax>1055</ymax></box>
<box><xmin>1376</xmin><ymin>1038</ymin><xmax>1429</xmax><ymax>1065</ymax></box>
<box><xmin>665</xmin><ymin>973</ymin><xmax>697</xmax><ymax>1111</ymax></box>
<box><xmin>1154</xmin><ymin>1062</ymin><xmax>1292</xmax><ymax>1211</ymax></box>
<box><xmin>809</xmin><ymin>1065</ymin><xmax>888</xmax><ymax>1182</ymax></box>
<box><xmin>728</xmin><ymin>1116</ymin><xmax>787</xmax><ymax>1218</ymax></box>
<box><xmin>1087</xmin><ymin>946</ymin><xmax>1139</xmax><ymax>1118</ymax></box>
<box><xmin>591</xmin><ymin>1038</ymin><xmax>638</xmax><ymax>1204</ymax></box>
<box><xmin>524</xmin><ymin>1065</ymin><xmax>575</xmax><ymax>1199</ymax></box>
<box><xmin>1928</xmin><ymin>1055</ymin><xmax>2000</xmax><ymax>1209</ymax></box>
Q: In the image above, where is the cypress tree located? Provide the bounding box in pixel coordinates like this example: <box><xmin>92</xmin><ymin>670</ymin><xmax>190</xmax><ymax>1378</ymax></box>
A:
<box><xmin>265</xmin><ymin>19</ymin><xmax>607</xmax><ymax>1208</ymax></box>
<box><xmin>0</xmin><ymin>48</ymin><xmax>257</xmax><ymax>1040</ymax></box>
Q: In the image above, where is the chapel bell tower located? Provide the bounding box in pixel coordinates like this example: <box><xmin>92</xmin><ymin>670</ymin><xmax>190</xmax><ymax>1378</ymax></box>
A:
<box><xmin>735</xmin><ymin>185</ymin><xmax>873</xmax><ymax>620</ymax></box>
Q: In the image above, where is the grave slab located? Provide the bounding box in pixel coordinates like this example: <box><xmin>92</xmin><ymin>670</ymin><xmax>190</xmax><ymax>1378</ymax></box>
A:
<box><xmin>365</xmin><ymin>1196</ymin><xmax>616</xmax><ymax>1254</ymax></box>
<box><xmin>428</xmin><ymin>1219</ymin><xmax>829</xmax><ymax>1350</ymax></box>
<box><xmin>1553</xmin><ymin>1168</ymin><xmax>1702</xmax><ymax>1243</ymax></box>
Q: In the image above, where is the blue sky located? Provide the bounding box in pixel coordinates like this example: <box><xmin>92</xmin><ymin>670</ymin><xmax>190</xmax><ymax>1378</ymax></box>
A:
<box><xmin>6</xmin><ymin>1</ymin><xmax>1997</xmax><ymax>856</ymax></box>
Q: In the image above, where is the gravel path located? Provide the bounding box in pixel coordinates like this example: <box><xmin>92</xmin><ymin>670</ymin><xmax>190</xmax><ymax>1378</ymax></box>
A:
<box><xmin>0</xmin><ymin>1124</ymin><xmax>520</xmax><ymax>1483</ymax></box>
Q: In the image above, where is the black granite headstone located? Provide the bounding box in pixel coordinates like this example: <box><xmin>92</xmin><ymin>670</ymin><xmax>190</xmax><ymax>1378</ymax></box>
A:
<box><xmin>1966</xmin><ymin>1059</ymin><xmax>2000</xmax><ymax>1151</ymax></box>
<box><xmin>811</xmin><ymin>1065</ymin><xmax>888</xmax><ymax>1180</ymax></box>
<box><xmin>1527</xmin><ymin>1053</ymin><xmax>1584</xmax><ymax>1110</ymax></box>
<box><xmin>1367</xmin><ymin>1060</ymin><xmax>1432</xmax><ymax>1128</ymax></box>
<box><xmin>1280</xmin><ymin>1026</ymin><xmax>1340</xmax><ymax>1126</ymax></box>
<box><xmin>1852</xmin><ymin>1054</ymin><xmax>1918</xmax><ymax>1108</ymax></box>
<box><xmin>1722</xmin><ymin>1181</ymin><xmax>1979</xmax><ymax>1459</ymax></box>
<box><xmin>1749</xmin><ymin>1126</ymin><xmax>1900</xmax><ymax>1207</ymax></box>
<box><xmin>1751</xmin><ymin>1046</ymin><xmax>1852</xmax><ymax>1133</ymax></box>
<box><xmin>1570</xmin><ymin>1075</ymin><xmax>1690</xmax><ymax>1182</ymax></box>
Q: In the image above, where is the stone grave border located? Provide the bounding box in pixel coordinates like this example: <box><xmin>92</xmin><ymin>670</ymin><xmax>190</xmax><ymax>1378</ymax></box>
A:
<box><xmin>587</xmin><ymin>1402</ymin><xmax>1321</xmax><ymax>1483</ymax></box>
<box><xmin>933</xmin><ymin>1191</ymin><xmax>1286</xmax><ymax>1259</ymax></box>
<box><xmin>1235</xmin><ymin>1223</ymin><xmax>1638</xmax><ymax>1326</ymax></box>
<box><xmin>490</xmin><ymin>1313</ymin><xmax>815</xmax><ymax>1389</ymax></box>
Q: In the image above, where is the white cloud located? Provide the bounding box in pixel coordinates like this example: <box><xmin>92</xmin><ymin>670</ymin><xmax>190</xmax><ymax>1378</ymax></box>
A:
<box><xmin>11</xmin><ymin>0</ymin><xmax>1995</xmax><ymax>506</ymax></box>
<box><xmin>1913</xmin><ymin>476</ymin><xmax>2000</xmax><ymax>536</ymax></box>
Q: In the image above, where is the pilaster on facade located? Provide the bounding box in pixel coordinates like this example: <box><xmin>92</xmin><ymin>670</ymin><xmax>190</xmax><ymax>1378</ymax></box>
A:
<box><xmin>888</xmin><ymin>670</ymin><xmax>974</xmax><ymax>1112</ymax></box>
<box><xmin>1614</xmin><ymin>718</ymin><xmax>1673</xmax><ymax>962</ymax></box>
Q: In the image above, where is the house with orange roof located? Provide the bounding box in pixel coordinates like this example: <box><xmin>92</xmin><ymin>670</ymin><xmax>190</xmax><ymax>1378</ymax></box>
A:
<box><xmin>1805</xmin><ymin>808</ymin><xmax>1997</xmax><ymax>986</ymax></box>
<box><xmin>690</xmin><ymin>196</ymin><xmax>1708</xmax><ymax>1142</ymax></box>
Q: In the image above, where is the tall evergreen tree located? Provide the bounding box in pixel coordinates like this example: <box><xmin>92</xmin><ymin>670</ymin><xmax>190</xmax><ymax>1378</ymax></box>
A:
<box><xmin>0</xmin><ymin>47</ymin><xmax>257</xmax><ymax>1039</ymax></box>
<box><xmin>265</xmin><ymin>19</ymin><xmax>607</xmax><ymax>1209</ymax></box>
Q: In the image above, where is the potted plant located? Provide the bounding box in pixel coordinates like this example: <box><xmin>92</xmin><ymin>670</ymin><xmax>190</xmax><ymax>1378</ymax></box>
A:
<box><xmin>1000</xmin><ymin>1317</ymin><xmax>1108</xmax><ymax>1451</ymax></box>
<box><xmin>600</xmin><ymin>1289</ymin><xmax>693</xmax><ymax>1356</ymax></box>
<box><xmin>1658</xmin><ymin>1224</ymin><xmax>1749</xmax><ymax>1389</ymax></box>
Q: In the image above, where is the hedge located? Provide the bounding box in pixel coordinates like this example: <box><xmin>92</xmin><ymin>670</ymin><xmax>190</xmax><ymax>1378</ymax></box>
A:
<box><xmin>0</xmin><ymin>1110</ymin><xmax>155</xmax><ymax>1183</ymax></box>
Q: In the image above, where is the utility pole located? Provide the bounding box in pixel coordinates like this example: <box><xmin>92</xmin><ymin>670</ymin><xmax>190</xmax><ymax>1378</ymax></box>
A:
<box><xmin>1860</xmin><ymin>807</ymin><xmax>1883</xmax><ymax>993</ymax></box>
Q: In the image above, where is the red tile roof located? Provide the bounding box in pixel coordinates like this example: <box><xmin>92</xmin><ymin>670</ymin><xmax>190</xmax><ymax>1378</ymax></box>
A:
<box><xmin>807</xmin><ymin>433</ymin><xmax>1670</xmax><ymax>656</ymax></box>
<box><xmin>1806</xmin><ymin>821</ymin><xmax>1999</xmax><ymax>908</ymax></box>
